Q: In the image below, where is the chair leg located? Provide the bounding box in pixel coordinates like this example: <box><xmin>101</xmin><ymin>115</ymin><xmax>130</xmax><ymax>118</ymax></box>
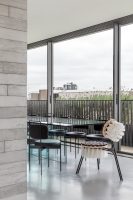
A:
<box><xmin>97</xmin><ymin>158</ymin><xmax>100</xmax><ymax>170</ymax></box>
<box><xmin>78</xmin><ymin>138</ymin><xmax>79</xmax><ymax>153</ymax></box>
<box><xmin>75</xmin><ymin>137</ymin><xmax>76</xmax><ymax>159</ymax></box>
<box><xmin>60</xmin><ymin>146</ymin><xmax>61</xmax><ymax>171</ymax></box>
<box><xmin>64</xmin><ymin>137</ymin><xmax>67</xmax><ymax>163</ymax></box>
<box><xmin>70</xmin><ymin>138</ymin><xmax>71</xmax><ymax>152</ymax></box>
<box><xmin>57</xmin><ymin>138</ymin><xmax>58</xmax><ymax>154</ymax></box>
<box><xmin>48</xmin><ymin>149</ymin><xmax>50</xmax><ymax>168</ymax></box>
<box><xmin>76</xmin><ymin>156</ymin><xmax>84</xmax><ymax>174</ymax></box>
<box><xmin>112</xmin><ymin>147</ymin><xmax>123</xmax><ymax>181</ymax></box>
<box><xmin>28</xmin><ymin>145</ymin><xmax>31</xmax><ymax>171</ymax></box>
<box><xmin>41</xmin><ymin>149</ymin><xmax>42</xmax><ymax>176</ymax></box>
<box><xmin>64</xmin><ymin>136</ymin><xmax>65</xmax><ymax>156</ymax></box>
<box><xmin>38</xmin><ymin>149</ymin><xmax>41</xmax><ymax>165</ymax></box>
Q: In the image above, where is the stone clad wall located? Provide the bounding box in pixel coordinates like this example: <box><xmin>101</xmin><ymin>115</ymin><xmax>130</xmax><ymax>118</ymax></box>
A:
<box><xmin>0</xmin><ymin>0</ymin><xmax>27</xmax><ymax>199</ymax></box>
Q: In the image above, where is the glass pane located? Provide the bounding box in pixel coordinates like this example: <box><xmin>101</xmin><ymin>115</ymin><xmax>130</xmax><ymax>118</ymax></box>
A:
<box><xmin>27</xmin><ymin>46</ymin><xmax>47</xmax><ymax>120</ymax></box>
<box><xmin>54</xmin><ymin>30</ymin><xmax>113</xmax><ymax>120</ymax></box>
<box><xmin>121</xmin><ymin>24</ymin><xmax>133</xmax><ymax>153</ymax></box>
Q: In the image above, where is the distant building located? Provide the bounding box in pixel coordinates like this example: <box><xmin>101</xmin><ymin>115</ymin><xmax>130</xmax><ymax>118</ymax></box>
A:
<box><xmin>39</xmin><ymin>89</ymin><xmax>47</xmax><ymax>100</ymax></box>
<box><xmin>29</xmin><ymin>90</ymin><xmax>47</xmax><ymax>100</ymax></box>
<box><xmin>29</xmin><ymin>89</ymin><xmax>58</xmax><ymax>100</ymax></box>
<box><xmin>30</xmin><ymin>93</ymin><xmax>39</xmax><ymax>100</ymax></box>
<box><xmin>63</xmin><ymin>82</ymin><xmax>77</xmax><ymax>90</ymax></box>
<box><xmin>53</xmin><ymin>86</ymin><xmax>63</xmax><ymax>90</ymax></box>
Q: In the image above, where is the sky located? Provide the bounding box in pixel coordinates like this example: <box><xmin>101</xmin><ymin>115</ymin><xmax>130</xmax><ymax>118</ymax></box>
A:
<box><xmin>27</xmin><ymin>24</ymin><xmax>133</xmax><ymax>94</ymax></box>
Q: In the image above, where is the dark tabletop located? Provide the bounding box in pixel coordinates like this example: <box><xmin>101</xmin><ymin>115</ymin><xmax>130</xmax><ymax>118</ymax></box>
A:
<box><xmin>28</xmin><ymin>116</ymin><xmax>105</xmax><ymax>127</ymax></box>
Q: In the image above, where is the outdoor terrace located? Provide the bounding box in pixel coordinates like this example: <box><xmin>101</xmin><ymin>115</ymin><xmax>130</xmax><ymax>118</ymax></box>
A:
<box><xmin>27</xmin><ymin>99</ymin><xmax>133</xmax><ymax>152</ymax></box>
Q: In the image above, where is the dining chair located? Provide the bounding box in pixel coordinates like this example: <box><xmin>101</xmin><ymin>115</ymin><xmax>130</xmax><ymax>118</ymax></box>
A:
<box><xmin>28</xmin><ymin>121</ymin><xmax>62</xmax><ymax>175</ymax></box>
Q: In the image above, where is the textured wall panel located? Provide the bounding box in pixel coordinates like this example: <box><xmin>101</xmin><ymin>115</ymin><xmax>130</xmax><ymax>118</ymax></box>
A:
<box><xmin>0</xmin><ymin>0</ymin><xmax>27</xmax><ymax>9</ymax></box>
<box><xmin>9</xmin><ymin>7</ymin><xmax>27</xmax><ymax>20</ymax></box>
<box><xmin>0</xmin><ymin>0</ymin><xmax>27</xmax><ymax>199</ymax></box>
<box><xmin>0</xmin><ymin>27</ymin><xmax>26</xmax><ymax>42</ymax></box>
<box><xmin>8</xmin><ymin>85</ymin><xmax>26</xmax><ymax>96</ymax></box>
<box><xmin>0</xmin><ymin>85</ymin><xmax>7</xmax><ymax>95</ymax></box>
<box><xmin>0</xmin><ymin>4</ymin><xmax>8</xmax><ymax>16</ymax></box>
<box><xmin>0</xmin><ymin>62</ymin><xmax>26</xmax><ymax>74</ymax></box>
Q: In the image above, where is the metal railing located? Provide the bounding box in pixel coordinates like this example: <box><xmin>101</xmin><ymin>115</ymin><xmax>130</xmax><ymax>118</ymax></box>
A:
<box><xmin>27</xmin><ymin>100</ymin><xmax>133</xmax><ymax>147</ymax></box>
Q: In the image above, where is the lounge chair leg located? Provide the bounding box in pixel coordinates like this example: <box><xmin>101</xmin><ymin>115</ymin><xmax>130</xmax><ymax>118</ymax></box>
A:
<box><xmin>76</xmin><ymin>156</ymin><xmax>84</xmax><ymax>174</ymax></box>
<box><xmin>112</xmin><ymin>147</ymin><xmax>123</xmax><ymax>181</ymax></box>
<box><xmin>97</xmin><ymin>158</ymin><xmax>100</xmax><ymax>170</ymax></box>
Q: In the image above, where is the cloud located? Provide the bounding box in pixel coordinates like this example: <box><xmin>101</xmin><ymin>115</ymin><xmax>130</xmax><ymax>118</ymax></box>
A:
<box><xmin>28</xmin><ymin>24</ymin><xmax>133</xmax><ymax>92</ymax></box>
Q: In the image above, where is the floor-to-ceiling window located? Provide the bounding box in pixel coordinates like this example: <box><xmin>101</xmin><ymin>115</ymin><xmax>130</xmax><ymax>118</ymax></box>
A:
<box><xmin>27</xmin><ymin>22</ymin><xmax>133</xmax><ymax>154</ymax></box>
<box><xmin>53</xmin><ymin>30</ymin><xmax>113</xmax><ymax>120</ymax></box>
<box><xmin>27</xmin><ymin>46</ymin><xmax>47</xmax><ymax>119</ymax></box>
<box><xmin>121</xmin><ymin>24</ymin><xmax>133</xmax><ymax>153</ymax></box>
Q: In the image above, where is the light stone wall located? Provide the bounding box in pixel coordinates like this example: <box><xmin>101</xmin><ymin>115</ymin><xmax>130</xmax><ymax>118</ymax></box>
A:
<box><xmin>0</xmin><ymin>0</ymin><xmax>27</xmax><ymax>199</ymax></box>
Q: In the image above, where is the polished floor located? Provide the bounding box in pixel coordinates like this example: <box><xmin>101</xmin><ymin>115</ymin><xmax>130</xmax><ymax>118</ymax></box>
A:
<box><xmin>27</xmin><ymin>148</ymin><xmax>133</xmax><ymax>200</ymax></box>
<box><xmin>121</xmin><ymin>145</ymin><xmax>133</xmax><ymax>154</ymax></box>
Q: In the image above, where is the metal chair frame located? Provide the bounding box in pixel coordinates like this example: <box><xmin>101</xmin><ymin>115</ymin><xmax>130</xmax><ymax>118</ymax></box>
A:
<box><xmin>76</xmin><ymin>128</ymin><xmax>123</xmax><ymax>181</ymax></box>
<box><xmin>28</xmin><ymin>122</ymin><xmax>62</xmax><ymax>175</ymax></box>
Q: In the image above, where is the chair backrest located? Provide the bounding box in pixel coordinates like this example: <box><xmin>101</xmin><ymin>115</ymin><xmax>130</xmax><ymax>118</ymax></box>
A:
<box><xmin>29</xmin><ymin>122</ymin><xmax>48</xmax><ymax>140</ymax></box>
<box><xmin>94</xmin><ymin>123</ymin><xmax>104</xmax><ymax>131</ymax></box>
<box><xmin>102</xmin><ymin>119</ymin><xmax>125</xmax><ymax>142</ymax></box>
<box><xmin>73</xmin><ymin>125</ymin><xmax>89</xmax><ymax>130</ymax></box>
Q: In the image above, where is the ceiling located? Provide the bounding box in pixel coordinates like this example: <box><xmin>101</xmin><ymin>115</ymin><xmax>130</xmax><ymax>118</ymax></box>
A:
<box><xmin>28</xmin><ymin>0</ymin><xmax>133</xmax><ymax>44</ymax></box>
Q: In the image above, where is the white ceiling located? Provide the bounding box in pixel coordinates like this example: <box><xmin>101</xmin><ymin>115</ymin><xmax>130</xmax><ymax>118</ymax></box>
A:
<box><xmin>28</xmin><ymin>0</ymin><xmax>133</xmax><ymax>44</ymax></box>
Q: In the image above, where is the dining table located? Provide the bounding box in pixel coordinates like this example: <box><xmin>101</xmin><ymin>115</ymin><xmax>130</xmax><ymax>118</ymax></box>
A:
<box><xmin>28</xmin><ymin>116</ymin><xmax>105</xmax><ymax>128</ymax></box>
<box><xmin>28</xmin><ymin>116</ymin><xmax>106</xmax><ymax>162</ymax></box>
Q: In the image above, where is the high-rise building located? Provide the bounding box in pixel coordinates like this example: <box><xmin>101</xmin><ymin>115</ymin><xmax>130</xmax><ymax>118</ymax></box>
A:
<box><xmin>63</xmin><ymin>82</ymin><xmax>77</xmax><ymax>90</ymax></box>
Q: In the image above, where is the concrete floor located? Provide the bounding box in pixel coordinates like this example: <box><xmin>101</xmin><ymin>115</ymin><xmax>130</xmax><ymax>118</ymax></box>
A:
<box><xmin>27</xmin><ymin>148</ymin><xmax>133</xmax><ymax>200</ymax></box>
<box><xmin>121</xmin><ymin>146</ymin><xmax>133</xmax><ymax>154</ymax></box>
